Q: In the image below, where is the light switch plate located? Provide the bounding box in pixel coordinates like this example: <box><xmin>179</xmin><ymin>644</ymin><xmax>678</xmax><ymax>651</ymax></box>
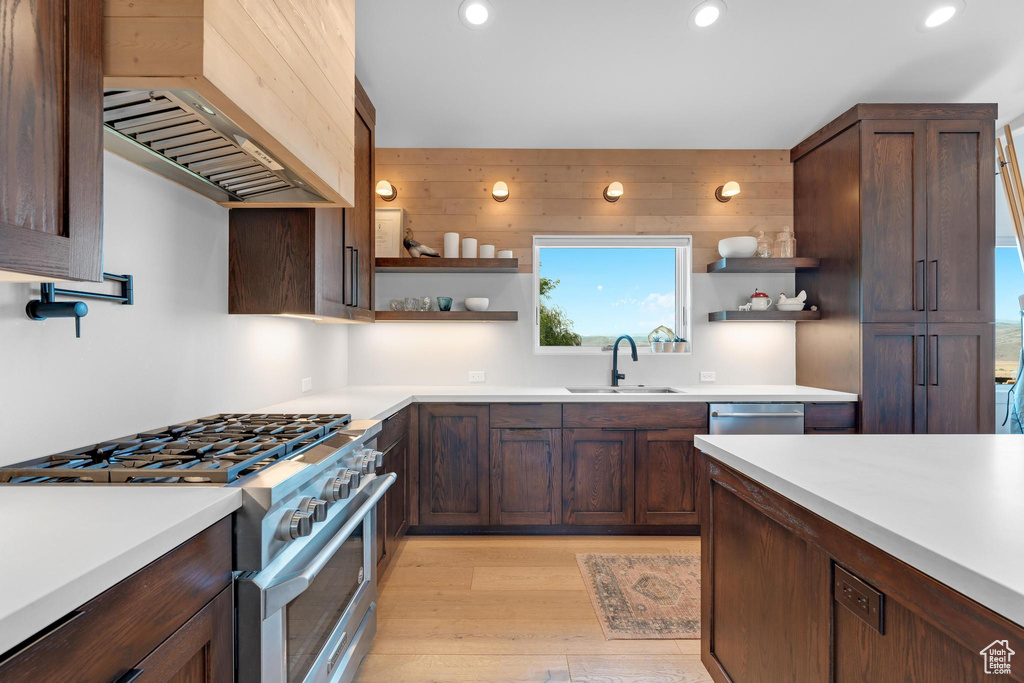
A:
<box><xmin>468</xmin><ymin>371</ymin><xmax>485</xmax><ymax>383</ymax></box>
<box><xmin>301</xmin><ymin>377</ymin><xmax>313</xmax><ymax>393</ymax></box>
<box><xmin>700</xmin><ymin>371</ymin><xmax>716</xmax><ymax>383</ymax></box>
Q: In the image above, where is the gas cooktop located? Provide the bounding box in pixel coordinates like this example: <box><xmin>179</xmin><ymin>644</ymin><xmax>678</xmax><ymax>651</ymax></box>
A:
<box><xmin>0</xmin><ymin>413</ymin><xmax>351</xmax><ymax>485</ymax></box>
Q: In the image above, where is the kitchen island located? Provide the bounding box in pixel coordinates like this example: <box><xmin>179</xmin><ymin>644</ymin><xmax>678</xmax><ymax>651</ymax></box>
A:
<box><xmin>695</xmin><ymin>434</ymin><xmax>1024</xmax><ymax>682</ymax></box>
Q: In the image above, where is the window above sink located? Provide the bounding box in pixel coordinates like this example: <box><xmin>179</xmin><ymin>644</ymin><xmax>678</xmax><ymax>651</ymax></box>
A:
<box><xmin>534</xmin><ymin>236</ymin><xmax>692</xmax><ymax>355</ymax></box>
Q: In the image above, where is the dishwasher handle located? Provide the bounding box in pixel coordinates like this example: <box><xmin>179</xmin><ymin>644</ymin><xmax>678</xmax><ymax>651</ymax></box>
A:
<box><xmin>711</xmin><ymin>411</ymin><xmax>804</xmax><ymax>418</ymax></box>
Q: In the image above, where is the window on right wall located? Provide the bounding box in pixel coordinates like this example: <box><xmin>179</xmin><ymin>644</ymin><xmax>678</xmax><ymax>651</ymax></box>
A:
<box><xmin>995</xmin><ymin>243</ymin><xmax>1024</xmax><ymax>384</ymax></box>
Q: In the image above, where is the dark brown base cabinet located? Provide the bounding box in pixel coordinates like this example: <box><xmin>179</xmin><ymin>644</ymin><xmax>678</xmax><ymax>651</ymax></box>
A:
<box><xmin>0</xmin><ymin>519</ymin><xmax>233</xmax><ymax>681</ymax></box>
<box><xmin>794</xmin><ymin>103</ymin><xmax>995</xmax><ymax>434</ymax></box>
<box><xmin>376</xmin><ymin>406</ymin><xmax>411</xmax><ymax>576</ymax></box>
<box><xmin>699</xmin><ymin>451</ymin><xmax>1023</xmax><ymax>683</ymax></box>
<box><xmin>414</xmin><ymin>402</ymin><xmax>719</xmax><ymax>532</ymax></box>
<box><xmin>862</xmin><ymin>323</ymin><xmax>994</xmax><ymax>433</ymax></box>
<box><xmin>491</xmin><ymin>428</ymin><xmax>562</xmax><ymax>525</ymax></box>
<box><xmin>418</xmin><ymin>403</ymin><xmax>490</xmax><ymax>526</ymax></box>
<box><xmin>635</xmin><ymin>429</ymin><xmax>699</xmax><ymax>525</ymax></box>
<box><xmin>562</xmin><ymin>429</ymin><xmax>636</xmax><ymax>525</ymax></box>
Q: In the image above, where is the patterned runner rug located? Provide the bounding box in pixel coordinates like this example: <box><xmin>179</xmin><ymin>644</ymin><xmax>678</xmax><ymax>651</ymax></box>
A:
<box><xmin>575</xmin><ymin>553</ymin><xmax>701</xmax><ymax>639</ymax></box>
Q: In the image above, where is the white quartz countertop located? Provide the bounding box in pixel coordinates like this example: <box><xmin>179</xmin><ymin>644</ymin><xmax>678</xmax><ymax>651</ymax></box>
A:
<box><xmin>695</xmin><ymin>434</ymin><xmax>1024</xmax><ymax>626</ymax></box>
<box><xmin>0</xmin><ymin>487</ymin><xmax>241</xmax><ymax>655</ymax></box>
<box><xmin>261</xmin><ymin>384</ymin><xmax>857</xmax><ymax>420</ymax></box>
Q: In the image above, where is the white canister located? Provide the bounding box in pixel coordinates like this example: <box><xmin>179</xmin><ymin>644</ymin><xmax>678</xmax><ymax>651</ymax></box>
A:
<box><xmin>479</xmin><ymin>244</ymin><xmax>495</xmax><ymax>258</ymax></box>
<box><xmin>462</xmin><ymin>238</ymin><xmax>478</xmax><ymax>258</ymax></box>
<box><xmin>443</xmin><ymin>232</ymin><xmax>460</xmax><ymax>259</ymax></box>
<box><xmin>497</xmin><ymin>250</ymin><xmax>514</xmax><ymax>259</ymax></box>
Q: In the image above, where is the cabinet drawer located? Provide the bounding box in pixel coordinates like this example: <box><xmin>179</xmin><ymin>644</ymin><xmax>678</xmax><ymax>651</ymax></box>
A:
<box><xmin>490</xmin><ymin>403</ymin><xmax>562</xmax><ymax>428</ymax></box>
<box><xmin>805</xmin><ymin>402</ymin><xmax>858</xmax><ymax>432</ymax></box>
<box><xmin>380</xmin><ymin>405</ymin><xmax>411</xmax><ymax>448</ymax></box>
<box><xmin>563</xmin><ymin>403</ymin><xmax>708</xmax><ymax>429</ymax></box>
<box><xmin>0</xmin><ymin>518</ymin><xmax>232</xmax><ymax>681</ymax></box>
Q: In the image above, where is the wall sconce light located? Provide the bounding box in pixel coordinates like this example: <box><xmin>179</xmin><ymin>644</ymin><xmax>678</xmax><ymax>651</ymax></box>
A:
<box><xmin>375</xmin><ymin>180</ymin><xmax>398</xmax><ymax>202</ymax></box>
<box><xmin>603</xmin><ymin>181</ymin><xmax>624</xmax><ymax>202</ymax></box>
<box><xmin>492</xmin><ymin>181</ymin><xmax>509</xmax><ymax>202</ymax></box>
<box><xmin>715</xmin><ymin>181</ymin><xmax>741</xmax><ymax>202</ymax></box>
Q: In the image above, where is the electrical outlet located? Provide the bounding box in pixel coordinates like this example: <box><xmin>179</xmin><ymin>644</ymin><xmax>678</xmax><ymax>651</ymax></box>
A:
<box><xmin>468</xmin><ymin>371</ymin><xmax>486</xmax><ymax>383</ymax></box>
<box><xmin>301</xmin><ymin>377</ymin><xmax>313</xmax><ymax>393</ymax></box>
<box><xmin>700</xmin><ymin>371</ymin><xmax>716</xmax><ymax>383</ymax></box>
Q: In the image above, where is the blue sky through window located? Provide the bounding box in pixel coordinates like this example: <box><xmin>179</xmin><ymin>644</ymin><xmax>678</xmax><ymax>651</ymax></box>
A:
<box><xmin>996</xmin><ymin>247</ymin><xmax>1024</xmax><ymax>382</ymax></box>
<box><xmin>538</xmin><ymin>247</ymin><xmax>677</xmax><ymax>346</ymax></box>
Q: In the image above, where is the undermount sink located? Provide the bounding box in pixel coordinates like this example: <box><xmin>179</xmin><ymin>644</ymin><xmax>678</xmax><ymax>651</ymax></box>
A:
<box><xmin>566</xmin><ymin>386</ymin><xmax>684</xmax><ymax>394</ymax></box>
<box><xmin>614</xmin><ymin>387</ymin><xmax>684</xmax><ymax>394</ymax></box>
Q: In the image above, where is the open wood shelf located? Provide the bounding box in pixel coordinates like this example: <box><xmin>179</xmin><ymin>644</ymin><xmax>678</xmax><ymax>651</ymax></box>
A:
<box><xmin>709</xmin><ymin>310</ymin><xmax>821</xmax><ymax>322</ymax></box>
<box><xmin>706</xmin><ymin>257</ymin><xmax>820</xmax><ymax>274</ymax></box>
<box><xmin>374</xmin><ymin>311</ymin><xmax>519</xmax><ymax>322</ymax></box>
<box><xmin>375</xmin><ymin>257</ymin><xmax>519</xmax><ymax>273</ymax></box>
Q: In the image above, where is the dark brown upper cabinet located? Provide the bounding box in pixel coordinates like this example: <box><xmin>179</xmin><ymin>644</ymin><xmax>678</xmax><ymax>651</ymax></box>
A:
<box><xmin>345</xmin><ymin>79</ymin><xmax>376</xmax><ymax>312</ymax></box>
<box><xmin>858</xmin><ymin>116</ymin><xmax>994</xmax><ymax>325</ymax></box>
<box><xmin>0</xmin><ymin>0</ymin><xmax>103</xmax><ymax>282</ymax></box>
<box><xmin>794</xmin><ymin>103</ymin><xmax>996</xmax><ymax>434</ymax></box>
<box><xmin>418</xmin><ymin>404</ymin><xmax>490</xmax><ymax>526</ymax></box>
<box><xmin>227</xmin><ymin>79</ymin><xmax>377</xmax><ymax>323</ymax></box>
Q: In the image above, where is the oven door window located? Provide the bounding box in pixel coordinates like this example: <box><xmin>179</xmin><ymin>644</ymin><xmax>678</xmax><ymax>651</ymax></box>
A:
<box><xmin>285</xmin><ymin>524</ymin><xmax>365</xmax><ymax>683</ymax></box>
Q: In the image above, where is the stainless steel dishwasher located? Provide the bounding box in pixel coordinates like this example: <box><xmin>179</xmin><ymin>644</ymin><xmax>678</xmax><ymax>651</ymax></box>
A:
<box><xmin>708</xmin><ymin>403</ymin><xmax>805</xmax><ymax>434</ymax></box>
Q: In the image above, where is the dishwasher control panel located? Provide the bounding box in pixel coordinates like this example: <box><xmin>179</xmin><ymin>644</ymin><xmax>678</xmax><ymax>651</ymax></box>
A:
<box><xmin>708</xmin><ymin>403</ymin><xmax>805</xmax><ymax>435</ymax></box>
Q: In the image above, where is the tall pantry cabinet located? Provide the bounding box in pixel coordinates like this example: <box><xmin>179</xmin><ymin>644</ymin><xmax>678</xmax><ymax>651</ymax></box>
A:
<box><xmin>793</xmin><ymin>104</ymin><xmax>995</xmax><ymax>434</ymax></box>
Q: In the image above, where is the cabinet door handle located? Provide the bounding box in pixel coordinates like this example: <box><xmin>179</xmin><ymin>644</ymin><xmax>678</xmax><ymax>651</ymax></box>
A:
<box><xmin>915</xmin><ymin>335</ymin><xmax>925</xmax><ymax>386</ymax></box>
<box><xmin>928</xmin><ymin>260</ymin><xmax>938</xmax><ymax>312</ymax></box>
<box><xmin>353</xmin><ymin>248</ymin><xmax>360</xmax><ymax>309</ymax></box>
<box><xmin>345</xmin><ymin>246</ymin><xmax>354</xmax><ymax>306</ymax></box>
<box><xmin>114</xmin><ymin>669</ymin><xmax>144</xmax><ymax>683</ymax></box>
<box><xmin>929</xmin><ymin>335</ymin><xmax>939</xmax><ymax>386</ymax></box>
<box><xmin>915</xmin><ymin>260</ymin><xmax>925</xmax><ymax>312</ymax></box>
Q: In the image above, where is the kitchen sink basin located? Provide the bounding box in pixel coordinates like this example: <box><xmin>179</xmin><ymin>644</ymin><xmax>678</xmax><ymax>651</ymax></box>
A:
<box><xmin>614</xmin><ymin>387</ymin><xmax>683</xmax><ymax>393</ymax></box>
<box><xmin>566</xmin><ymin>386</ymin><xmax>684</xmax><ymax>394</ymax></box>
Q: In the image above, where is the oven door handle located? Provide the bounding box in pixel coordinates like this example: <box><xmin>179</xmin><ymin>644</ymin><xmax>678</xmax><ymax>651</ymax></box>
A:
<box><xmin>263</xmin><ymin>473</ymin><xmax>396</xmax><ymax>616</ymax></box>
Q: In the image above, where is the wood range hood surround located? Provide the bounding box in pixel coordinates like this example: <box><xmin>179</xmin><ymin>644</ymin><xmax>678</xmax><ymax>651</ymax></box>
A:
<box><xmin>102</xmin><ymin>0</ymin><xmax>355</xmax><ymax>208</ymax></box>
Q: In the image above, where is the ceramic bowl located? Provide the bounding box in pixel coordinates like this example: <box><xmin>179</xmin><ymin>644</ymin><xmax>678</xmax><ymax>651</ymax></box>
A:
<box><xmin>718</xmin><ymin>236</ymin><xmax>758</xmax><ymax>258</ymax></box>
<box><xmin>464</xmin><ymin>297</ymin><xmax>490</xmax><ymax>312</ymax></box>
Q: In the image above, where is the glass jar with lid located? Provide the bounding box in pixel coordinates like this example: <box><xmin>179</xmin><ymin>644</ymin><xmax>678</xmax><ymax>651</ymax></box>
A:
<box><xmin>774</xmin><ymin>225</ymin><xmax>796</xmax><ymax>258</ymax></box>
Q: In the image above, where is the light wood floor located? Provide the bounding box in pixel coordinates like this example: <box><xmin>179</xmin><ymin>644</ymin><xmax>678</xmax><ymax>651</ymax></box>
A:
<box><xmin>355</xmin><ymin>535</ymin><xmax>711</xmax><ymax>683</ymax></box>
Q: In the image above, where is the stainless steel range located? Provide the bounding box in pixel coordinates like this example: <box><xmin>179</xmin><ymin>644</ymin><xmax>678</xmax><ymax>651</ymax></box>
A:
<box><xmin>0</xmin><ymin>413</ymin><xmax>392</xmax><ymax>683</ymax></box>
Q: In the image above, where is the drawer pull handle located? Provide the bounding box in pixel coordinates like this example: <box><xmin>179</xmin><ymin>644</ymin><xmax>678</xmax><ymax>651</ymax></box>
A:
<box><xmin>115</xmin><ymin>669</ymin><xmax>144</xmax><ymax>683</ymax></box>
<box><xmin>711</xmin><ymin>412</ymin><xmax>803</xmax><ymax>418</ymax></box>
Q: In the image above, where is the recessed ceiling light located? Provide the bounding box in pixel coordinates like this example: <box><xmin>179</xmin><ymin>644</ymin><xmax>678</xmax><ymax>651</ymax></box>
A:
<box><xmin>689</xmin><ymin>0</ymin><xmax>727</xmax><ymax>30</ymax></box>
<box><xmin>459</xmin><ymin>0</ymin><xmax>493</xmax><ymax>29</ymax></box>
<box><xmin>919</xmin><ymin>1</ymin><xmax>964</xmax><ymax>30</ymax></box>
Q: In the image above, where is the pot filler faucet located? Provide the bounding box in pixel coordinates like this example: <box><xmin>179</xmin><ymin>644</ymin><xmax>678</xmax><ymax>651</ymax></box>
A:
<box><xmin>611</xmin><ymin>335</ymin><xmax>638</xmax><ymax>387</ymax></box>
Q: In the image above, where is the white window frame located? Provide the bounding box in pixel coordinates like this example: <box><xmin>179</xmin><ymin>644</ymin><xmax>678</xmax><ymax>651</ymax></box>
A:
<box><xmin>532</xmin><ymin>234</ymin><xmax>692</xmax><ymax>355</ymax></box>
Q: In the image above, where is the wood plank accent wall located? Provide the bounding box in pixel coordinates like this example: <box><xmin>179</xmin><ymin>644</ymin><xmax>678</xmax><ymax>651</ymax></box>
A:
<box><xmin>375</xmin><ymin>149</ymin><xmax>793</xmax><ymax>272</ymax></box>
<box><xmin>103</xmin><ymin>0</ymin><xmax>356</xmax><ymax>208</ymax></box>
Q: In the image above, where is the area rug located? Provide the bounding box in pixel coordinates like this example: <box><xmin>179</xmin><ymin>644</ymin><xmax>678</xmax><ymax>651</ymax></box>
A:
<box><xmin>575</xmin><ymin>553</ymin><xmax>701</xmax><ymax>639</ymax></box>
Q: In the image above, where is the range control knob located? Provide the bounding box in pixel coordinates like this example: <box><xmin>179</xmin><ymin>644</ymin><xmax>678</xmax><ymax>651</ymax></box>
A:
<box><xmin>358</xmin><ymin>455</ymin><xmax>374</xmax><ymax>474</ymax></box>
<box><xmin>347</xmin><ymin>468</ymin><xmax>361</xmax><ymax>489</ymax></box>
<box><xmin>299</xmin><ymin>497</ymin><xmax>328</xmax><ymax>523</ymax></box>
<box><xmin>325</xmin><ymin>471</ymin><xmax>353</xmax><ymax>502</ymax></box>
<box><xmin>278</xmin><ymin>510</ymin><xmax>313</xmax><ymax>540</ymax></box>
<box><xmin>370</xmin><ymin>450</ymin><xmax>384</xmax><ymax>468</ymax></box>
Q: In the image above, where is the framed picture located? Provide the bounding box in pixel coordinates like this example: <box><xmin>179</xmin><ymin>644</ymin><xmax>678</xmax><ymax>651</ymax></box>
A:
<box><xmin>375</xmin><ymin>208</ymin><xmax>404</xmax><ymax>258</ymax></box>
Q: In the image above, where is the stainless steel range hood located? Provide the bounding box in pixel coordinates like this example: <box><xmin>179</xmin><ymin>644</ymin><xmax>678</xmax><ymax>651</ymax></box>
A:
<box><xmin>103</xmin><ymin>89</ymin><xmax>328</xmax><ymax>205</ymax></box>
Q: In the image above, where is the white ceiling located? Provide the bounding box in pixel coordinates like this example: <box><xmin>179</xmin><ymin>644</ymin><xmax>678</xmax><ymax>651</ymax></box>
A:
<box><xmin>355</xmin><ymin>0</ymin><xmax>1024</xmax><ymax>149</ymax></box>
